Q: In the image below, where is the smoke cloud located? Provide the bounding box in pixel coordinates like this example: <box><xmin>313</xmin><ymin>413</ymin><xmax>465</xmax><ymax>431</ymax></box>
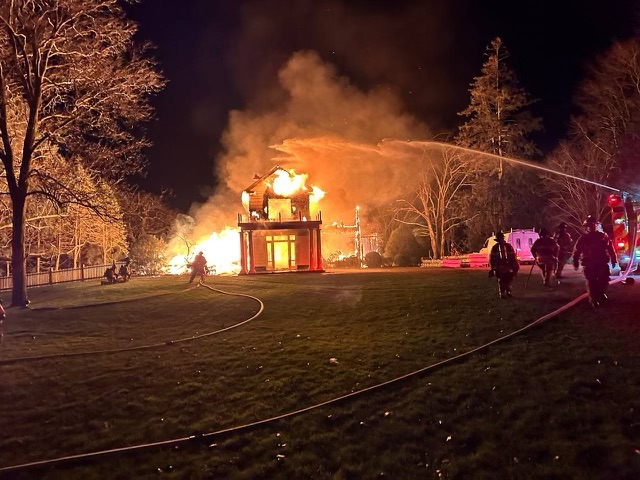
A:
<box><xmin>186</xmin><ymin>50</ymin><xmax>431</xmax><ymax>241</ymax></box>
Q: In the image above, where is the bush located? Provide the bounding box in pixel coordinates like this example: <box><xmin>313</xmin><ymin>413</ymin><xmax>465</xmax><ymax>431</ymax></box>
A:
<box><xmin>129</xmin><ymin>234</ymin><xmax>167</xmax><ymax>275</ymax></box>
<box><xmin>394</xmin><ymin>253</ymin><xmax>412</xmax><ymax>267</ymax></box>
<box><xmin>385</xmin><ymin>226</ymin><xmax>425</xmax><ymax>265</ymax></box>
<box><xmin>333</xmin><ymin>255</ymin><xmax>361</xmax><ymax>268</ymax></box>
<box><xmin>80</xmin><ymin>243</ymin><xmax>104</xmax><ymax>266</ymax></box>
<box><xmin>364</xmin><ymin>251</ymin><xmax>383</xmax><ymax>268</ymax></box>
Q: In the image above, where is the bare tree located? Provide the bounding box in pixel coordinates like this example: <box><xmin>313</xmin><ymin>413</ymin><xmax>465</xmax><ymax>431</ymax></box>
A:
<box><xmin>395</xmin><ymin>149</ymin><xmax>471</xmax><ymax>259</ymax></box>
<box><xmin>0</xmin><ymin>0</ymin><xmax>163</xmax><ymax>305</ymax></box>
<box><xmin>545</xmin><ymin>142</ymin><xmax>616</xmax><ymax>231</ymax></box>
<box><xmin>545</xmin><ymin>38</ymin><xmax>640</xmax><ymax>228</ymax></box>
<box><xmin>117</xmin><ymin>186</ymin><xmax>177</xmax><ymax>244</ymax></box>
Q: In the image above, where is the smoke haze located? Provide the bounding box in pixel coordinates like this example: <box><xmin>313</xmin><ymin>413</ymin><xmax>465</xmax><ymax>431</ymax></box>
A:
<box><xmin>186</xmin><ymin>50</ymin><xmax>432</xmax><ymax>240</ymax></box>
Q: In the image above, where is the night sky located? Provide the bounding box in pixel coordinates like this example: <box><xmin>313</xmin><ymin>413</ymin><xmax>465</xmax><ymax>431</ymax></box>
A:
<box><xmin>124</xmin><ymin>0</ymin><xmax>639</xmax><ymax>217</ymax></box>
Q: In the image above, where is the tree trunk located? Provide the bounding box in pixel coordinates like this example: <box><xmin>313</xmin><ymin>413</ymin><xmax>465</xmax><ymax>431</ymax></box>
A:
<box><xmin>11</xmin><ymin>194</ymin><xmax>29</xmax><ymax>307</ymax></box>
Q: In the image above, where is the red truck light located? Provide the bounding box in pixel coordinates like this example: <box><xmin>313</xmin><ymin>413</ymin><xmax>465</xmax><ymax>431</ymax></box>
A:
<box><xmin>608</xmin><ymin>194</ymin><xmax>623</xmax><ymax>207</ymax></box>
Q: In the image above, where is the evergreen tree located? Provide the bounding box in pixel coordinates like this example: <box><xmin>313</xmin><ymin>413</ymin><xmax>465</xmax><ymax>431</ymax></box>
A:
<box><xmin>456</xmin><ymin>37</ymin><xmax>542</xmax><ymax>249</ymax></box>
<box><xmin>384</xmin><ymin>225</ymin><xmax>424</xmax><ymax>266</ymax></box>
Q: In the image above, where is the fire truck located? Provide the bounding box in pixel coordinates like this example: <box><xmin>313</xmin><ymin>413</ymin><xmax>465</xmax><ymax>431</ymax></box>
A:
<box><xmin>607</xmin><ymin>193</ymin><xmax>640</xmax><ymax>270</ymax></box>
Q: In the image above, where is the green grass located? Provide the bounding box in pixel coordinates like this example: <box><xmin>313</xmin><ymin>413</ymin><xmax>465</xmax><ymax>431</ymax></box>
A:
<box><xmin>0</xmin><ymin>269</ymin><xmax>639</xmax><ymax>479</ymax></box>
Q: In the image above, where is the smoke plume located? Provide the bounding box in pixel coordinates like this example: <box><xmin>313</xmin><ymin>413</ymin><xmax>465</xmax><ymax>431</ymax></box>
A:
<box><xmin>188</xmin><ymin>50</ymin><xmax>431</xmax><ymax>239</ymax></box>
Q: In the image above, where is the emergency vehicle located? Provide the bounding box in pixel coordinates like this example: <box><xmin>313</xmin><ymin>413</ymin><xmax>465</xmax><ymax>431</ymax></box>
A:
<box><xmin>607</xmin><ymin>193</ymin><xmax>640</xmax><ymax>270</ymax></box>
<box><xmin>479</xmin><ymin>229</ymin><xmax>539</xmax><ymax>264</ymax></box>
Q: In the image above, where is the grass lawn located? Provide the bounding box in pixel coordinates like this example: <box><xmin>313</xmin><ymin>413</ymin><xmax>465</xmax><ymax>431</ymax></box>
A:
<box><xmin>0</xmin><ymin>268</ymin><xmax>639</xmax><ymax>479</ymax></box>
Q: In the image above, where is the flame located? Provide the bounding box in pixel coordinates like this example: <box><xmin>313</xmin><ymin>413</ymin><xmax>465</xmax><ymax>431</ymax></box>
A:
<box><xmin>271</xmin><ymin>169</ymin><xmax>308</xmax><ymax>196</ymax></box>
<box><xmin>310</xmin><ymin>185</ymin><xmax>325</xmax><ymax>203</ymax></box>
<box><xmin>241</xmin><ymin>191</ymin><xmax>250</xmax><ymax>211</ymax></box>
<box><xmin>166</xmin><ymin>226</ymin><xmax>241</xmax><ymax>275</ymax></box>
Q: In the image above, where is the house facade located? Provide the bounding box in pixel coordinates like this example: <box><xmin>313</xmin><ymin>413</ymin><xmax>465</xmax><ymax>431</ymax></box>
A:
<box><xmin>237</xmin><ymin>166</ymin><xmax>324</xmax><ymax>274</ymax></box>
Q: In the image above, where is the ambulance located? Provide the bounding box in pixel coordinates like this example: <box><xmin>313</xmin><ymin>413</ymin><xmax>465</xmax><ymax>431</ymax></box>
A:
<box><xmin>479</xmin><ymin>229</ymin><xmax>539</xmax><ymax>264</ymax></box>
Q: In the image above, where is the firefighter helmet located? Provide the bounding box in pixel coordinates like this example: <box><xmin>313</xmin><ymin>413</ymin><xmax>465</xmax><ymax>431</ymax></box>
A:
<box><xmin>583</xmin><ymin>215</ymin><xmax>597</xmax><ymax>232</ymax></box>
<box><xmin>494</xmin><ymin>230</ymin><xmax>505</xmax><ymax>241</ymax></box>
<box><xmin>539</xmin><ymin>227</ymin><xmax>549</xmax><ymax>237</ymax></box>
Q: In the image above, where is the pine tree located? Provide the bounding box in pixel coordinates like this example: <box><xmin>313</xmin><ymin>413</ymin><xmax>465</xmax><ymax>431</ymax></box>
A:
<box><xmin>456</xmin><ymin>37</ymin><xmax>542</xmax><ymax>248</ymax></box>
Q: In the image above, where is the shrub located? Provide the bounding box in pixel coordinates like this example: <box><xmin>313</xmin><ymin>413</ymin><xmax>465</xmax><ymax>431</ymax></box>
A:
<box><xmin>129</xmin><ymin>234</ymin><xmax>167</xmax><ymax>275</ymax></box>
<box><xmin>394</xmin><ymin>253</ymin><xmax>411</xmax><ymax>267</ymax></box>
<box><xmin>364</xmin><ymin>251</ymin><xmax>383</xmax><ymax>268</ymax></box>
<box><xmin>333</xmin><ymin>255</ymin><xmax>361</xmax><ymax>268</ymax></box>
<box><xmin>385</xmin><ymin>226</ymin><xmax>424</xmax><ymax>265</ymax></box>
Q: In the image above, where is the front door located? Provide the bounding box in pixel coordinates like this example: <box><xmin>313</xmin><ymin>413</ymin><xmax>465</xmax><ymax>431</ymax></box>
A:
<box><xmin>266</xmin><ymin>234</ymin><xmax>296</xmax><ymax>270</ymax></box>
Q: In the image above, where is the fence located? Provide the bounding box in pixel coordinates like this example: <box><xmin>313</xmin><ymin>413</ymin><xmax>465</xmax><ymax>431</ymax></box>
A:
<box><xmin>421</xmin><ymin>254</ymin><xmax>490</xmax><ymax>268</ymax></box>
<box><xmin>0</xmin><ymin>263</ymin><xmax>121</xmax><ymax>292</ymax></box>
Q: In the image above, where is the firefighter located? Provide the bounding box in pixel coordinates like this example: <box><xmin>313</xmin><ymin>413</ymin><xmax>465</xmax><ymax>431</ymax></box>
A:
<box><xmin>489</xmin><ymin>230</ymin><xmax>519</xmax><ymax>299</ymax></box>
<box><xmin>553</xmin><ymin>222</ymin><xmax>573</xmax><ymax>280</ymax></box>
<box><xmin>103</xmin><ymin>262</ymin><xmax>118</xmax><ymax>284</ymax></box>
<box><xmin>572</xmin><ymin>215</ymin><xmax>617</xmax><ymax>309</ymax></box>
<box><xmin>189</xmin><ymin>251</ymin><xmax>207</xmax><ymax>284</ymax></box>
<box><xmin>119</xmin><ymin>257</ymin><xmax>132</xmax><ymax>282</ymax></box>
<box><xmin>531</xmin><ymin>227</ymin><xmax>559</xmax><ymax>287</ymax></box>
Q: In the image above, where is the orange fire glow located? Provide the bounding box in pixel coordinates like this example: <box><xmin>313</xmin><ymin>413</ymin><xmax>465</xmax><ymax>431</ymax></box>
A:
<box><xmin>271</xmin><ymin>169</ymin><xmax>307</xmax><ymax>196</ymax></box>
<box><xmin>166</xmin><ymin>227</ymin><xmax>241</xmax><ymax>275</ymax></box>
<box><xmin>165</xmin><ymin>168</ymin><xmax>326</xmax><ymax>276</ymax></box>
<box><xmin>270</xmin><ymin>169</ymin><xmax>325</xmax><ymax>207</ymax></box>
<box><xmin>310</xmin><ymin>185</ymin><xmax>325</xmax><ymax>204</ymax></box>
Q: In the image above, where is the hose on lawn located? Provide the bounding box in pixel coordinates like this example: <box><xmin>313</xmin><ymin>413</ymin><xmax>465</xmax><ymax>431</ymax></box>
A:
<box><xmin>0</xmin><ymin>278</ymin><xmax>606</xmax><ymax>474</ymax></box>
<box><xmin>0</xmin><ymin>282</ymin><xmax>264</xmax><ymax>365</ymax></box>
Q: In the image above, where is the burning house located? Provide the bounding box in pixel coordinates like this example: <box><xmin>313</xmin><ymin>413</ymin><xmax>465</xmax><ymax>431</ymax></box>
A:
<box><xmin>237</xmin><ymin>166</ymin><xmax>324</xmax><ymax>274</ymax></box>
<box><xmin>321</xmin><ymin>206</ymin><xmax>383</xmax><ymax>266</ymax></box>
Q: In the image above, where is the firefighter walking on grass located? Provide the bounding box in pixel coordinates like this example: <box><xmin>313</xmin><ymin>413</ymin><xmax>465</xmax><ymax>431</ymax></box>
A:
<box><xmin>489</xmin><ymin>231</ymin><xmax>520</xmax><ymax>299</ymax></box>
<box><xmin>531</xmin><ymin>228</ymin><xmax>559</xmax><ymax>287</ymax></box>
<box><xmin>553</xmin><ymin>222</ymin><xmax>573</xmax><ymax>280</ymax></box>
<box><xmin>572</xmin><ymin>215</ymin><xmax>617</xmax><ymax>309</ymax></box>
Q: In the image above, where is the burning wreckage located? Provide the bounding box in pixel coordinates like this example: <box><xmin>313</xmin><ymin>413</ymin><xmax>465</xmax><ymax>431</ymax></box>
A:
<box><xmin>237</xmin><ymin>166</ymin><xmax>325</xmax><ymax>274</ymax></box>
<box><xmin>167</xmin><ymin>166</ymin><xmax>379</xmax><ymax>275</ymax></box>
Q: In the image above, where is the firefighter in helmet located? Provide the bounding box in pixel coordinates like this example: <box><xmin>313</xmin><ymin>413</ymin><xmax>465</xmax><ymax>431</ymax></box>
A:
<box><xmin>531</xmin><ymin>227</ymin><xmax>559</xmax><ymax>286</ymax></box>
<box><xmin>489</xmin><ymin>230</ymin><xmax>519</xmax><ymax>299</ymax></box>
<box><xmin>189</xmin><ymin>251</ymin><xmax>208</xmax><ymax>284</ymax></box>
<box><xmin>572</xmin><ymin>215</ymin><xmax>617</xmax><ymax>309</ymax></box>
<box><xmin>553</xmin><ymin>222</ymin><xmax>573</xmax><ymax>280</ymax></box>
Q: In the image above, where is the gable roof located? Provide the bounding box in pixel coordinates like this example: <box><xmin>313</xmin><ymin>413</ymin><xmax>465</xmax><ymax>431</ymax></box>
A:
<box><xmin>243</xmin><ymin>165</ymin><xmax>291</xmax><ymax>193</ymax></box>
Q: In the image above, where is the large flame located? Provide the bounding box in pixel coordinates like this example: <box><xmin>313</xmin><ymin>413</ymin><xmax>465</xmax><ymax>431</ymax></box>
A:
<box><xmin>166</xmin><ymin>168</ymin><xmax>326</xmax><ymax>277</ymax></box>
<box><xmin>270</xmin><ymin>169</ymin><xmax>325</xmax><ymax>206</ymax></box>
<box><xmin>166</xmin><ymin>226</ymin><xmax>241</xmax><ymax>275</ymax></box>
<box><xmin>271</xmin><ymin>169</ymin><xmax>307</xmax><ymax>196</ymax></box>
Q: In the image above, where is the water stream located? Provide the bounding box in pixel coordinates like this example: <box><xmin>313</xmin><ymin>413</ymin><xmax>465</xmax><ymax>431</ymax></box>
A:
<box><xmin>381</xmin><ymin>139</ymin><xmax>625</xmax><ymax>194</ymax></box>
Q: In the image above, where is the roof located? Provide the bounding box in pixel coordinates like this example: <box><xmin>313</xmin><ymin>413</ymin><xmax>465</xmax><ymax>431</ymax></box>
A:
<box><xmin>243</xmin><ymin>165</ymin><xmax>291</xmax><ymax>193</ymax></box>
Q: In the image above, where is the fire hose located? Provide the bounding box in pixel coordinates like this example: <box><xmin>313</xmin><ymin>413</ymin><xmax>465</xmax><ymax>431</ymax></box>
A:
<box><xmin>0</xmin><ymin>282</ymin><xmax>264</xmax><ymax>365</ymax></box>
<box><xmin>1</xmin><ymin>145</ymin><xmax>637</xmax><ymax>472</ymax></box>
<box><xmin>0</xmin><ymin>278</ymin><xmax>618</xmax><ymax>474</ymax></box>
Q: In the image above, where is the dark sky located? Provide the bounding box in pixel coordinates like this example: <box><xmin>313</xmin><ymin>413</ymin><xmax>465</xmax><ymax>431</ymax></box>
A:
<box><xmin>124</xmin><ymin>0</ymin><xmax>639</xmax><ymax>214</ymax></box>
